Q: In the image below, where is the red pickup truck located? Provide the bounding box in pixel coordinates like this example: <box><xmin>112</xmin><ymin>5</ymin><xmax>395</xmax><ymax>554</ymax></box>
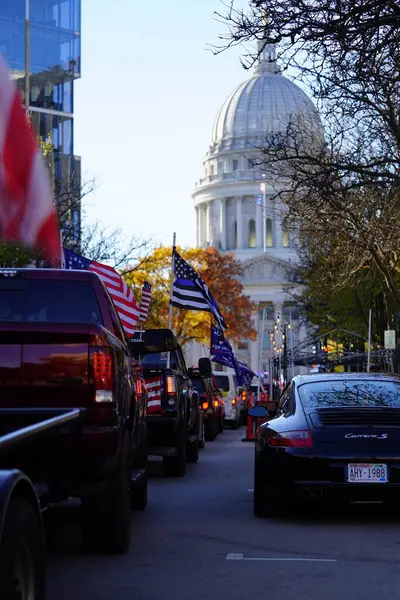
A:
<box><xmin>0</xmin><ymin>267</ymin><xmax>148</xmax><ymax>556</ymax></box>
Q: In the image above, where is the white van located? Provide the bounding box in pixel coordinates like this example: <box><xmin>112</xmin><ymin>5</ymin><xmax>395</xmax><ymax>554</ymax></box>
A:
<box><xmin>213</xmin><ymin>371</ymin><xmax>240</xmax><ymax>429</ymax></box>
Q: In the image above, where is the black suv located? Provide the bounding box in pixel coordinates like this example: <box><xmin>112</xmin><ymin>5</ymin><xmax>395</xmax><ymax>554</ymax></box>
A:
<box><xmin>131</xmin><ymin>329</ymin><xmax>204</xmax><ymax>478</ymax></box>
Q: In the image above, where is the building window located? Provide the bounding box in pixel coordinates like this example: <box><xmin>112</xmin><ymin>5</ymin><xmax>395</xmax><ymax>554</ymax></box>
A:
<box><xmin>282</xmin><ymin>303</ymin><xmax>299</xmax><ymax>321</ymax></box>
<box><xmin>232</xmin><ymin>159</ymin><xmax>239</xmax><ymax>171</ymax></box>
<box><xmin>266</xmin><ymin>218</ymin><xmax>273</xmax><ymax>247</ymax></box>
<box><xmin>259</xmin><ymin>302</ymin><xmax>275</xmax><ymax>320</ymax></box>
<box><xmin>282</xmin><ymin>225</ymin><xmax>289</xmax><ymax>248</ymax></box>
<box><xmin>238</xmin><ymin>341</ymin><xmax>248</xmax><ymax>350</ymax></box>
<box><xmin>248</xmin><ymin>219</ymin><xmax>256</xmax><ymax>248</ymax></box>
<box><xmin>247</xmin><ymin>158</ymin><xmax>254</xmax><ymax>169</ymax></box>
<box><xmin>234</xmin><ymin>220</ymin><xmax>238</xmax><ymax>249</ymax></box>
<box><xmin>262</xmin><ymin>332</ymin><xmax>271</xmax><ymax>350</ymax></box>
<box><xmin>210</xmin><ymin>164</ymin><xmax>214</xmax><ymax>176</ymax></box>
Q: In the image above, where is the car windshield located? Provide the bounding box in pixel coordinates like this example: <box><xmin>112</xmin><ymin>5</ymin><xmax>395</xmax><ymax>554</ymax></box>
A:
<box><xmin>299</xmin><ymin>380</ymin><xmax>400</xmax><ymax>409</ymax></box>
<box><xmin>0</xmin><ymin>279</ymin><xmax>102</xmax><ymax>324</ymax></box>
<box><xmin>191</xmin><ymin>377</ymin><xmax>205</xmax><ymax>394</ymax></box>
<box><xmin>215</xmin><ymin>375</ymin><xmax>229</xmax><ymax>392</ymax></box>
<box><xmin>141</xmin><ymin>352</ymin><xmax>178</xmax><ymax>369</ymax></box>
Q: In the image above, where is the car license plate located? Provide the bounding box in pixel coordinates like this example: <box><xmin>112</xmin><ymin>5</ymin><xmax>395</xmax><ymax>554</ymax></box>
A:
<box><xmin>347</xmin><ymin>463</ymin><xmax>388</xmax><ymax>483</ymax></box>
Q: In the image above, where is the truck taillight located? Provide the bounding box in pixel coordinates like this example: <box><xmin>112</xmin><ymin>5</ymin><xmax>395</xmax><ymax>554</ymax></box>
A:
<box><xmin>90</xmin><ymin>347</ymin><xmax>113</xmax><ymax>403</ymax></box>
<box><xmin>136</xmin><ymin>379</ymin><xmax>143</xmax><ymax>395</ymax></box>
<box><xmin>202</xmin><ymin>402</ymin><xmax>209</xmax><ymax>410</ymax></box>
<box><xmin>166</xmin><ymin>375</ymin><xmax>176</xmax><ymax>396</ymax></box>
<box><xmin>213</xmin><ymin>400</ymin><xmax>219</xmax><ymax>408</ymax></box>
<box><xmin>232</xmin><ymin>398</ymin><xmax>236</xmax><ymax>405</ymax></box>
<box><xmin>242</xmin><ymin>390</ymin><xmax>247</xmax><ymax>401</ymax></box>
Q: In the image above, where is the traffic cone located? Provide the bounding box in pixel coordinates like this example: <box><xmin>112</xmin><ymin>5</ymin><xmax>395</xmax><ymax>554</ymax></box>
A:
<box><xmin>242</xmin><ymin>392</ymin><xmax>255</xmax><ymax>442</ymax></box>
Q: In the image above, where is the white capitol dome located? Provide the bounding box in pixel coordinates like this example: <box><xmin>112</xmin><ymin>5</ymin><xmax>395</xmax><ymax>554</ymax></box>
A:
<box><xmin>211</xmin><ymin>49</ymin><xmax>318</xmax><ymax>152</ymax></box>
<box><xmin>189</xmin><ymin>43</ymin><xmax>316</xmax><ymax>373</ymax></box>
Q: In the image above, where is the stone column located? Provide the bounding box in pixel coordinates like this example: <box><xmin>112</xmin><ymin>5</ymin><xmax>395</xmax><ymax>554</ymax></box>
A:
<box><xmin>275</xmin><ymin>201</ymin><xmax>283</xmax><ymax>248</ymax></box>
<box><xmin>205</xmin><ymin>202</ymin><xmax>210</xmax><ymax>245</ymax></box>
<box><xmin>236</xmin><ymin>196</ymin><xmax>243</xmax><ymax>249</ymax></box>
<box><xmin>220</xmin><ymin>197</ymin><xmax>227</xmax><ymax>251</ymax></box>
<box><xmin>256</xmin><ymin>201</ymin><xmax>262</xmax><ymax>248</ymax></box>
<box><xmin>195</xmin><ymin>206</ymin><xmax>200</xmax><ymax>247</ymax></box>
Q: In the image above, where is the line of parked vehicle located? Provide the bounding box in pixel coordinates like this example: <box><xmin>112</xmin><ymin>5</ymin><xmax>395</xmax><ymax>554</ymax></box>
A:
<box><xmin>0</xmin><ymin>267</ymin><xmax>246</xmax><ymax>599</ymax></box>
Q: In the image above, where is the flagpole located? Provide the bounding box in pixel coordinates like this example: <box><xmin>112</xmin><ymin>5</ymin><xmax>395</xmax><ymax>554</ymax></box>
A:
<box><xmin>59</xmin><ymin>231</ymin><xmax>65</xmax><ymax>269</ymax></box>
<box><xmin>167</xmin><ymin>232</ymin><xmax>176</xmax><ymax>370</ymax></box>
<box><xmin>168</xmin><ymin>232</ymin><xmax>176</xmax><ymax>331</ymax></box>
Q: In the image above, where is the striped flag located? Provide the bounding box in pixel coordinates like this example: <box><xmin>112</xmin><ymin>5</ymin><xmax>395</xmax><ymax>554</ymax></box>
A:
<box><xmin>0</xmin><ymin>55</ymin><xmax>60</xmax><ymax>265</ymax></box>
<box><xmin>63</xmin><ymin>248</ymin><xmax>140</xmax><ymax>334</ymax></box>
<box><xmin>138</xmin><ymin>281</ymin><xmax>152</xmax><ymax>322</ymax></box>
<box><xmin>144</xmin><ymin>375</ymin><xmax>163</xmax><ymax>413</ymax></box>
<box><xmin>171</xmin><ymin>249</ymin><xmax>227</xmax><ymax>334</ymax></box>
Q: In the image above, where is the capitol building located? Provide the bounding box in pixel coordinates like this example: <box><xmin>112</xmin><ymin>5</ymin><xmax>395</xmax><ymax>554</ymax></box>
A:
<box><xmin>187</xmin><ymin>43</ymin><xmax>320</xmax><ymax>375</ymax></box>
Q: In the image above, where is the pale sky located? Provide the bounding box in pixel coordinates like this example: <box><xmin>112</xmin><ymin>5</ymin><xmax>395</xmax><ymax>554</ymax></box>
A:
<box><xmin>74</xmin><ymin>0</ymin><xmax>247</xmax><ymax>251</ymax></box>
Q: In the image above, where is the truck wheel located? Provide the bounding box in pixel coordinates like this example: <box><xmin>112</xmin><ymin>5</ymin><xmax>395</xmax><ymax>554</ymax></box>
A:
<box><xmin>186</xmin><ymin>435</ymin><xmax>199</xmax><ymax>463</ymax></box>
<box><xmin>131</xmin><ymin>473</ymin><xmax>147</xmax><ymax>511</ymax></box>
<box><xmin>0</xmin><ymin>498</ymin><xmax>45</xmax><ymax>600</ymax></box>
<box><xmin>205</xmin><ymin>418</ymin><xmax>218</xmax><ymax>441</ymax></box>
<box><xmin>81</xmin><ymin>433</ymin><xmax>132</xmax><ymax>554</ymax></box>
<box><xmin>198</xmin><ymin>415</ymin><xmax>205</xmax><ymax>449</ymax></box>
<box><xmin>163</xmin><ymin>426</ymin><xmax>186</xmax><ymax>477</ymax></box>
<box><xmin>131</xmin><ymin>427</ymin><xmax>148</xmax><ymax>511</ymax></box>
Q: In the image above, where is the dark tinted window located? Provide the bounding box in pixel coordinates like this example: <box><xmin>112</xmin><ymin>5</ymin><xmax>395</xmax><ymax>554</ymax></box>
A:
<box><xmin>0</xmin><ymin>279</ymin><xmax>102</xmax><ymax>324</ymax></box>
<box><xmin>191</xmin><ymin>378</ymin><xmax>205</xmax><ymax>394</ymax></box>
<box><xmin>141</xmin><ymin>352</ymin><xmax>178</xmax><ymax>369</ymax></box>
<box><xmin>216</xmin><ymin>375</ymin><xmax>229</xmax><ymax>392</ymax></box>
<box><xmin>299</xmin><ymin>380</ymin><xmax>400</xmax><ymax>409</ymax></box>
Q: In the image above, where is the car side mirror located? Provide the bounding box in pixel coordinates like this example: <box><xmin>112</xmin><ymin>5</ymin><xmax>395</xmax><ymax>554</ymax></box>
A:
<box><xmin>248</xmin><ymin>406</ymin><xmax>269</xmax><ymax>419</ymax></box>
<box><xmin>198</xmin><ymin>357</ymin><xmax>212</xmax><ymax>378</ymax></box>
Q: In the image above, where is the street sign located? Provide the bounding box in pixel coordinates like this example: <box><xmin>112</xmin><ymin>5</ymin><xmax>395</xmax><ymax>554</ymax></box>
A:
<box><xmin>384</xmin><ymin>330</ymin><xmax>396</xmax><ymax>350</ymax></box>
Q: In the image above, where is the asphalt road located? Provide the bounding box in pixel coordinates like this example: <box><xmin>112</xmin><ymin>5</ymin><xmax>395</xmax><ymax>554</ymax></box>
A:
<box><xmin>46</xmin><ymin>427</ymin><xmax>400</xmax><ymax>600</ymax></box>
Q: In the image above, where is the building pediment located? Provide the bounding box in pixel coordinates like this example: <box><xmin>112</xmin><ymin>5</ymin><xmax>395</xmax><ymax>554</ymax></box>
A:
<box><xmin>241</xmin><ymin>254</ymin><xmax>297</xmax><ymax>286</ymax></box>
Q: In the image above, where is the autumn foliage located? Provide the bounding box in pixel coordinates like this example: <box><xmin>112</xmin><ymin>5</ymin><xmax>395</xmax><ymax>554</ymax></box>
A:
<box><xmin>123</xmin><ymin>246</ymin><xmax>256</xmax><ymax>346</ymax></box>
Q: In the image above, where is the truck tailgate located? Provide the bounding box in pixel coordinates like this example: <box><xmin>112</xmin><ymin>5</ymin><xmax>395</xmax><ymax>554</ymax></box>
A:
<box><xmin>0</xmin><ymin>323</ymin><xmax>93</xmax><ymax>407</ymax></box>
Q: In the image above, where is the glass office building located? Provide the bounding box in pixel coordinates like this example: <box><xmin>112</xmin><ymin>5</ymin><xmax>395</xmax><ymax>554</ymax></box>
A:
<box><xmin>0</xmin><ymin>0</ymin><xmax>82</xmax><ymax>247</ymax></box>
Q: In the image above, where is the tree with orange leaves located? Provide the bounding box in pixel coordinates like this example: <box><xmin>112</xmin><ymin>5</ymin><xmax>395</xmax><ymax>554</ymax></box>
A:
<box><xmin>123</xmin><ymin>246</ymin><xmax>256</xmax><ymax>346</ymax></box>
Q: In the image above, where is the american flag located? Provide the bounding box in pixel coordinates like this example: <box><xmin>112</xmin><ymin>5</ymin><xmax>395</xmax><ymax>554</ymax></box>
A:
<box><xmin>138</xmin><ymin>281</ymin><xmax>152</xmax><ymax>322</ymax></box>
<box><xmin>0</xmin><ymin>55</ymin><xmax>60</xmax><ymax>265</ymax></box>
<box><xmin>144</xmin><ymin>376</ymin><xmax>163</xmax><ymax>413</ymax></box>
<box><xmin>171</xmin><ymin>249</ymin><xmax>227</xmax><ymax>334</ymax></box>
<box><xmin>63</xmin><ymin>248</ymin><xmax>140</xmax><ymax>334</ymax></box>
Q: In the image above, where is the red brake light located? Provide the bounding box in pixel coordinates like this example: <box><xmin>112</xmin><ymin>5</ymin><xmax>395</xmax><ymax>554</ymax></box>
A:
<box><xmin>90</xmin><ymin>347</ymin><xmax>113</xmax><ymax>403</ymax></box>
<box><xmin>267</xmin><ymin>430</ymin><xmax>313</xmax><ymax>448</ymax></box>
<box><xmin>202</xmin><ymin>402</ymin><xmax>209</xmax><ymax>410</ymax></box>
<box><xmin>232</xmin><ymin>398</ymin><xmax>236</xmax><ymax>405</ymax></box>
<box><xmin>136</xmin><ymin>379</ymin><xmax>143</xmax><ymax>395</ymax></box>
<box><xmin>213</xmin><ymin>400</ymin><xmax>219</xmax><ymax>408</ymax></box>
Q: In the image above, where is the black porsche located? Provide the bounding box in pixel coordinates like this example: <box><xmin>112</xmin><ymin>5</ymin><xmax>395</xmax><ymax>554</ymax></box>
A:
<box><xmin>253</xmin><ymin>373</ymin><xmax>400</xmax><ymax>517</ymax></box>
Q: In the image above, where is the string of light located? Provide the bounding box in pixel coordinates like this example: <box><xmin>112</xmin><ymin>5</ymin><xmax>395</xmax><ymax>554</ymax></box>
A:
<box><xmin>268</xmin><ymin>312</ymin><xmax>291</xmax><ymax>354</ymax></box>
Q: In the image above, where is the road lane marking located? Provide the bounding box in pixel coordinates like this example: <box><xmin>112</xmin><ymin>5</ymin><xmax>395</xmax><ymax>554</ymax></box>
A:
<box><xmin>226</xmin><ymin>553</ymin><xmax>337</xmax><ymax>562</ymax></box>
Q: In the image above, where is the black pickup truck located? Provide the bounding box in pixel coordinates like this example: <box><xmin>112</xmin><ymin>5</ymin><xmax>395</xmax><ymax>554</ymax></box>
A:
<box><xmin>0</xmin><ymin>267</ymin><xmax>153</xmax><ymax>565</ymax></box>
<box><xmin>131</xmin><ymin>329</ymin><xmax>205</xmax><ymax>477</ymax></box>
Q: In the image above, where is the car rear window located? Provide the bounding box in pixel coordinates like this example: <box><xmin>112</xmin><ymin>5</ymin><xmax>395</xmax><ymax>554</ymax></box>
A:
<box><xmin>0</xmin><ymin>279</ymin><xmax>102</xmax><ymax>324</ymax></box>
<box><xmin>215</xmin><ymin>375</ymin><xmax>230</xmax><ymax>392</ymax></box>
<box><xmin>191</xmin><ymin>377</ymin><xmax>205</xmax><ymax>394</ymax></box>
<box><xmin>141</xmin><ymin>352</ymin><xmax>178</xmax><ymax>369</ymax></box>
<box><xmin>299</xmin><ymin>380</ymin><xmax>400</xmax><ymax>409</ymax></box>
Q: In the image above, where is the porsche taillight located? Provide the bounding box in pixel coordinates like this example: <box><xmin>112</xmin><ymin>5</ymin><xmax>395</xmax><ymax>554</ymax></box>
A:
<box><xmin>267</xmin><ymin>430</ymin><xmax>313</xmax><ymax>448</ymax></box>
